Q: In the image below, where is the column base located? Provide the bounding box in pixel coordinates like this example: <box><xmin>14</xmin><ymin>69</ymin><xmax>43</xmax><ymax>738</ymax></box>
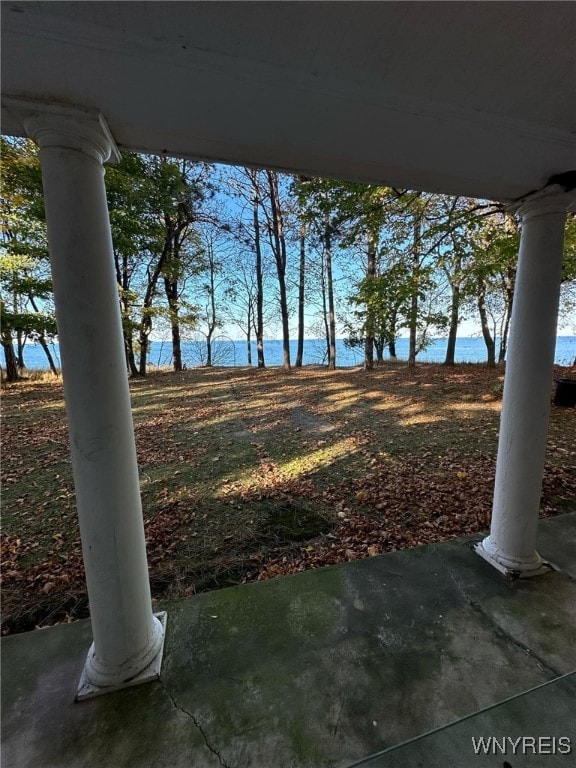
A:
<box><xmin>475</xmin><ymin>537</ymin><xmax>553</xmax><ymax>578</ymax></box>
<box><xmin>76</xmin><ymin>612</ymin><xmax>167</xmax><ymax>701</ymax></box>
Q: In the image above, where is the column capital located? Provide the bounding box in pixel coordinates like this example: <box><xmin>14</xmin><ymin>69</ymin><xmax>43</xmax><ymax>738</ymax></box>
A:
<box><xmin>513</xmin><ymin>185</ymin><xmax>576</xmax><ymax>223</ymax></box>
<box><xmin>2</xmin><ymin>96</ymin><xmax>120</xmax><ymax>164</ymax></box>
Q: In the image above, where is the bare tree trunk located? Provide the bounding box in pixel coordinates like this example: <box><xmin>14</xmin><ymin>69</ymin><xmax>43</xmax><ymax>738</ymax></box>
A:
<box><xmin>251</xmin><ymin>174</ymin><xmax>265</xmax><ymax>368</ymax></box>
<box><xmin>444</xmin><ymin>280</ymin><xmax>460</xmax><ymax>365</ymax></box>
<box><xmin>172</xmin><ymin>316</ymin><xmax>183</xmax><ymax>371</ymax></box>
<box><xmin>138</xmin><ymin>231</ymin><xmax>173</xmax><ymax>376</ymax></box>
<box><xmin>320</xmin><ymin>256</ymin><xmax>330</xmax><ymax>363</ymax></box>
<box><xmin>16</xmin><ymin>331</ymin><xmax>25</xmax><ymax>371</ymax></box>
<box><xmin>408</xmin><ymin>216</ymin><xmax>421</xmax><ymax>368</ymax></box>
<box><xmin>114</xmin><ymin>250</ymin><xmax>141</xmax><ymax>377</ymax></box>
<box><xmin>364</xmin><ymin>339</ymin><xmax>374</xmax><ymax>369</ymax></box>
<box><xmin>498</xmin><ymin>313</ymin><xmax>511</xmax><ymax>363</ymax></box>
<box><xmin>27</xmin><ymin>294</ymin><xmax>58</xmax><ymax>374</ymax></box>
<box><xmin>164</xmin><ymin>276</ymin><xmax>183</xmax><ymax>371</ymax></box>
<box><xmin>138</xmin><ymin>322</ymin><xmax>151</xmax><ymax>376</ymax></box>
<box><xmin>477</xmin><ymin>277</ymin><xmax>496</xmax><ymax>366</ymax></box>
<box><xmin>246</xmin><ymin>301</ymin><xmax>253</xmax><ymax>366</ymax></box>
<box><xmin>266</xmin><ymin>171</ymin><xmax>290</xmax><ymax>370</ymax></box>
<box><xmin>37</xmin><ymin>336</ymin><xmax>58</xmax><ymax>374</ymax></box>
<box><xmin>443</xmin><ymin>203</ymin><xmax>463</xmax><ymax>367</ymax></box>
<box><xmin>206</xmin><ymin>331</ymin><xmax>213</xmax><ymax>367</ymax></box>
<box><xmin>278</xmin><ymin>279</ymin><xmax>291</xmax><ymax>370</ymax></box>
<box><xmin>11</xmin><ymin>285</ymin><xmax>25</xmax><ymax>371</ymax></box>
<box><xmin>364</xmin><ymin>236</ymin><xmax>377</xmax><ymax>371</ymax></box>
<box><xmin>389</xmin><ymin>306</ymin><xmax>398</xmax><ymax>359</ymax></box>
<box><xmin>205</xmin><ymin>241</ymin><xmax>218</xmax><ymax>368</ymax></box>
<box><xmin>296</xmin><ymin>225</ymin><xmax>306</xmax><ymax>367</ymax></box>
<box><xmin>125</xmin><ymin>336</ymin><xmax>139</xmax><ymax>377</ymax></box>
<box><xmin>365</xmin><ymin>340</ymin><xmax>374</xmax><ymax>370</ymax></box>
<box><xmin>324</xmin><ymin>218</ymin><xmax>336</xmax><ymax>370</ymax></box>
<box><xmin>1</xmin><ymin>334</ymin><xmax>19</xmax><ymax>382</ymax></box>
<box><xmin>497</xmin><ymin>274</ymin><xmax>515</xmax><ymax>363</ymax></box>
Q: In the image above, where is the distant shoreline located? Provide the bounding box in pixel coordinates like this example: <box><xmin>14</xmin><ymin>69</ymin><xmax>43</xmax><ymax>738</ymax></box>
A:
<box><xmin>4</xmin><ymin>336</ymin><xmax>575</xmax><ymax>371</ymax></box>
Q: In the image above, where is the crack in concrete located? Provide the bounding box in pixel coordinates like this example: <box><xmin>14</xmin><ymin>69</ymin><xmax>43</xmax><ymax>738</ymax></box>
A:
<box><xmin>333</xmin><ymin>694</ymin><xmax>346</xmax><ymax>735</ymax></box>
<box><xmin>436</xmin><ymin>548</ymin><xmax>564</xmax><ymax>679</ymax></box>
<box><xmin>467</xmin><ymin>598</ymin><xmax>564</xmax><ymax>678</ymax></box>
<box><xmin>159</xmin><ymin>680</ymin><xmax>230</xmax><ymax>768</ymax></box>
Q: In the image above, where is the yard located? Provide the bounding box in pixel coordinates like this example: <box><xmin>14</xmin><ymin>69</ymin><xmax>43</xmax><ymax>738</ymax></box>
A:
<box><xmin>2</xmin><ymin>363</ymin><xmax>575</xmax><ymax>635</ymax></box>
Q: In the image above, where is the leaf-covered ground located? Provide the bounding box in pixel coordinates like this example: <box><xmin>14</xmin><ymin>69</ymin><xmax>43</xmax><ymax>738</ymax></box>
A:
<box><xmin>2</xmin><ymin>363</ymin><xmax>575</xmax><ymax>634</ymax></box>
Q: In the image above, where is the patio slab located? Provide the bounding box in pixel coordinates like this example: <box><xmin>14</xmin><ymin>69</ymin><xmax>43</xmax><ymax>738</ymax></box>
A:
<box><xmin>2</xmin><ymin>512</ymin><xmax>575</xmax><ymax>768</ymax></box>
<box><xmin>351</xmin><ymin>671</ymin><xmax>576</xmax><ymax>767</ymax></box>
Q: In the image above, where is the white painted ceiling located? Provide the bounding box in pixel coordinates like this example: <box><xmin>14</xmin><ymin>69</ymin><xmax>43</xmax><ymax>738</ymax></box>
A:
<box><xmin>2</xmin><ymin>1</ymin><xmax>575</xmax><ymax>201</ymax></box>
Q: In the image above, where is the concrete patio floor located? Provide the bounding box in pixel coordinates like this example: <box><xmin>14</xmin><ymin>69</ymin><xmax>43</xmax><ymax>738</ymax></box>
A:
<box><xmin>2</xmin><ymin>512</ymin><xmax>575</xmax><ymax>768</ymax></box>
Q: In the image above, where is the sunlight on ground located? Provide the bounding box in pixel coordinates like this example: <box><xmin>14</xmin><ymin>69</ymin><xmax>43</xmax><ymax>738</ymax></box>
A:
<box><xmin>223</xmin><ymin>436</ymin><xmax>360</xmax><ymax>489</ymax></box>
<box><xmin>398</xmin><ymin>414</ymin><xmax>446</xmax><ymax>427</ymax></box>
<box><xmin>371</xmin><ymin>396</ymin><xmax>418</xmax><ymax>412</ymax></box>
<box><xmin>448</xmin><ymin>401</ymin><xmax>501</xmax><ymax>413</ymax></box>
<box><xmin>277</xmin><ymin>437</ymin><xmax>359</xmax><ymax>478</ymax></box>
<box><xmin>28</xmin><ymin>401</ymin><xmax>66</xmax><ymax>414</ymax></box>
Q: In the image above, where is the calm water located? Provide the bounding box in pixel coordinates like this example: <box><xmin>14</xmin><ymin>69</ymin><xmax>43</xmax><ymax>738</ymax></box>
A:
<box><xmin>5</xmin><ymin>336</ymin><xmax>576</xmax><ymax>370</ymax></box>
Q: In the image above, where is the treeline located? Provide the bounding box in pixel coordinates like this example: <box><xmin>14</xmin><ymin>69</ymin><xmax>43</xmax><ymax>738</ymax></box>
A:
<box><xmin>1</xmin><ymin>137</ymin><xmax>575</xmax><ymax>381</ymax></box>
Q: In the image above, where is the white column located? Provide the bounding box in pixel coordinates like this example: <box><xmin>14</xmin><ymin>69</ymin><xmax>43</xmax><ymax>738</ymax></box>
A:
<box><xmin>24</xmin><ymin>110</ymin><xmax>165</xmax><ymax>696</ymax></box>
<box><xmin>476</xmin><ymin>191</ymin><xmax>573</xmax><ymax>576</ymax></box>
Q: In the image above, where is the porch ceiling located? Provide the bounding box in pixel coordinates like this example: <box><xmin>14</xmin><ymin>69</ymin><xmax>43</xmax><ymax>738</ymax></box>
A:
<box><xmin>2</xmin><ymin>1</ymin><xmax>575</xmax><ymax>201</ymax></box>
